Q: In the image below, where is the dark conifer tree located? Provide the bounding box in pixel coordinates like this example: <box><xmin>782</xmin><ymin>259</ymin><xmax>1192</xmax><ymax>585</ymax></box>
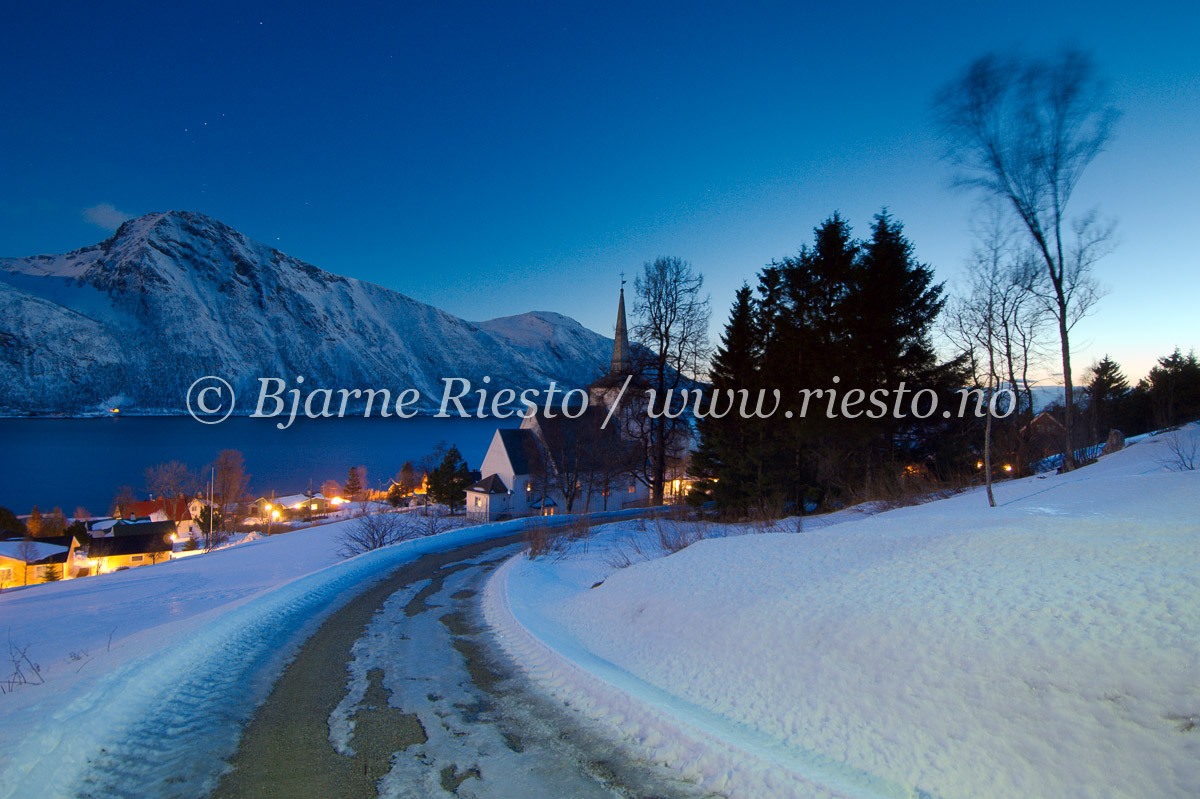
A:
<box><xmin>26</xmin><ymin>506</ymin><xmax>43</xmax><ymax>538</ymax></box>
<box><xmin>849</xmin><ymin>212</ymin><xmax>949</xmax><ymax>480</ymax></box>
<box><xmin>1142</xmin><ymin>348</ymin><xmax>1200</xmax><ymax>428</ymax></box>
<box><xmin>852</xmin><ymin>212</ymin><xmax>944</xmax><ymax>386</ymax></box>
<box><xmin>1086</xmin><ymin>355</ymin><xmax>1129</xmax><ymax>440</ymax></box>
<box><xmin>428</xmin><ymin>446</ymin><xmax>472</xmax><ymax>514</ymax></box>
<box><xmin>0</xmin><ymin>507</ymin><xmax>27</xmax><ymax>537</ymax></box>
<box><xmin>787</xmin><ymin>213</ymin><xmax>859</xmax><ymax>381</ymax></box>
<box><xmin>778</xmin><ymin>214</ymin><xmax>860</xmax><ymax>502</ymax></box>
<box><xmin>690</xmin><ymin>285</ymin><xmax>761</xmax><ymax>511</ymax></box>
<box><xmin>396</xmin><ymin>462</ymin><xmax>418</xmax><ymax>495</ymax></box>
<box><xmin>344</xmin><ymin>466</ymin><xmax>363</xmax><ymax>500</ymax></box>
<box><xmin>694</xmin><ymin>210</ymin><xmax>968</xmax><ymax>511</ymax></box>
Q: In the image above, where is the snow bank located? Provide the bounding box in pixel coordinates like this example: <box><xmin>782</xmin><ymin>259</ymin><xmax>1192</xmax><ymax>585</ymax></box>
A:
<box><xmin>484</xmin><ymin>426</ymin><xmax>1200</xmax><ymax>799</ymax></box>
<box><xmin>0</xmin><ymin>510</ymin><xmax>643</xmax><ymax>799</ymax></box>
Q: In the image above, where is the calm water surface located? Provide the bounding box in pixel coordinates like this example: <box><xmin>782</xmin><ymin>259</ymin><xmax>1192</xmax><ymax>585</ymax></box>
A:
<box><xmin>0</xmin><ymin>415</ymin><xmax>519</xmax><ymax>514</ymax></box>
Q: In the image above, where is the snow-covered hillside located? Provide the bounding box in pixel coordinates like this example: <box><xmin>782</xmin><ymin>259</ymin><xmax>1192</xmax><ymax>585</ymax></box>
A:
<box><xmin>0</xmin><ymin>508</ymin><xmax>657</xmax><ymax>799</ymax></box>
<box><xmin>485</xmin><ymin>426</ymin><xmax>1200</xmax><ymax>799</ymax></box>
<box><xmin>0</xmin><ymin>212</ymin><xmax>613</xmax><ymax>415</ymax></box>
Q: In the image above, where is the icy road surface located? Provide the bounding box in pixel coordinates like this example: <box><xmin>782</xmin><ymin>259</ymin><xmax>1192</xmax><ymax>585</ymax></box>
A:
<box><xmin>213</xmin><ymin>537</ymin><xmax>710</xmax><ymax>799</ymax></box>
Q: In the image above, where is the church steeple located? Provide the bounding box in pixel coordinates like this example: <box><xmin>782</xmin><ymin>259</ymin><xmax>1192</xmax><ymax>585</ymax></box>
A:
<box><xmin>611</xmin><ymin>280</ymin><xmax>631</xmax><ymax>375</ymax></box>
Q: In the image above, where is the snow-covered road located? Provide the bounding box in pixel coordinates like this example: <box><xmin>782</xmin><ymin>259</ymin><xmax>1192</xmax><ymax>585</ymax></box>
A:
<box><xmin>0</xmin><ymin>511</ymin><xmax>651</xmax><ymax>799</ymax></box>
<box><xmin>213</xmin><ymin>536</ymin><xmax>708</xmax><ymax>799</ymax></box>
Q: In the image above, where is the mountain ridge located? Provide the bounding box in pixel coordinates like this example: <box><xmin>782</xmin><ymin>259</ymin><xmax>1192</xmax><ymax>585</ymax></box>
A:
<box><xmin>0</xmin><ymin>211</ymin><xmax>614</xmax><ymax>416</ymax></box>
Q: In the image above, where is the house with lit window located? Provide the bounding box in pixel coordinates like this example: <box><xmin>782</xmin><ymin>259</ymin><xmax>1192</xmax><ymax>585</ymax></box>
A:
<box><xmin>466</xmin><ymin>428</ymin><xmax>541</xmax><ymax>522</ymax></box>
<box><xmin>87</xmin><ymin>531</ymin><xmax>174</xmax><ymax>573</ymax></box>
<box><xmin>465</xmin><ymin>473</ymin><xmax>512</xmax><ymax>521</ymax></box>
<box><xmin>0</xmin><ymin>535</ymin><xmax>82</xmax><ymax>587</ymax></box>
<box><xmin>254</xmin><ymin>493</ymin><xmax>332</xmax><ymax>521</ymax></box>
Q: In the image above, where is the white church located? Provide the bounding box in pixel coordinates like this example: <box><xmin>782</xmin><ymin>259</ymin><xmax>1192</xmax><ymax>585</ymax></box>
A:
<box><xmin>465</xmin><ymin>287</ymin><xmax>657</xmax><ymax>521</ymax></box>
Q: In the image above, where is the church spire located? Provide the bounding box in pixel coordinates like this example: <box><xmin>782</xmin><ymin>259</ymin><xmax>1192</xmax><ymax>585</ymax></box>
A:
<box><xmin>611</xmin><ymin>278</ymin><xmax>631</xmax><ymax>375</ymax></box>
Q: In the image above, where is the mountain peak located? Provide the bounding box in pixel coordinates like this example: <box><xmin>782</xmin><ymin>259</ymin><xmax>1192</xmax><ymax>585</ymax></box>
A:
<box><xmin>0</xmin><ymin>215</ymin><xmax>615</xmax><ymax>415</ymax></box>
<box><xmin>108</xmin><ymin>210</ymin><xmax>245</xmax><ymax>250</ymax></box>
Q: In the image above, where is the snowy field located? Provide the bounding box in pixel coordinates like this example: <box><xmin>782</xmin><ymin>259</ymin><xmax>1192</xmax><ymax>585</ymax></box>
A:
<box><xmin>0</xmin><ymin>517</ymin><xmax>367</xmax><ymax>799</ymax></box>
<box><xmin>0</xmin><ymin>510</ymin><xmax>638</xmax><ymax>799</ymax></box>
<box><xmin>485</xmin><ymin>425</ymin><xmax>1200</xmax><ymax>799</ymax></box>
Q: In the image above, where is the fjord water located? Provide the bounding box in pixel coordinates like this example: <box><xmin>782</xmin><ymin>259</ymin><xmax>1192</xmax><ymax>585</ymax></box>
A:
<box><xmin>0</xmin><ymin>415</ymin><xmax>520</xmax><ymax>514</ymax></box>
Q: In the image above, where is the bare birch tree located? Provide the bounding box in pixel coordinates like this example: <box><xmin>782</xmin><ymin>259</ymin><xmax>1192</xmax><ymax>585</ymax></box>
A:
<box><xmin>947</xmin><ymin>259</ymin><xmax>1004</xmax><ymax>506</ymax></box>
<box><xmin>935</xmin><ymin>49</ymin><xmax>1118</xmax><ymax>470</ymax></box>
<box><xmin>630</xmin><ymin>256</ymin><xmax>710</xmax><ymax>504</ymax></box>
<box><xmin>944</xmin><ymin>209</ymin><xmax>1051</xmax><ymax>502</ymax></box>
<box><xmin>144</xmin><ymin>460</ymin><xmax>196</xmax><ymax>498</ymax></box>
<box><xmin>209</xmin><ymin>449</ymin><xmax>249</xmax><ymax>537</ymax></box>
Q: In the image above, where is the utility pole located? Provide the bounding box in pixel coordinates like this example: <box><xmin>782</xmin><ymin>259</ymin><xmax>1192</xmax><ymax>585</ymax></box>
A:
<box><xmin>207</xmin><ymin>467</ymin><xmax>214</xmax><ymax>551</ymax></box>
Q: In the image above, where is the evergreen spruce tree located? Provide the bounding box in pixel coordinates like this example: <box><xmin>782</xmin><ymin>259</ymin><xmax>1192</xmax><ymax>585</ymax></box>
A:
<box><xmin>344</xmin><ymin>466</ymin><xmax>363</xmax><ymax>500</ymax></box>
<box><xmin>776</xmin><ymin>214</ymin><xmax>860</xmax><ymax>504</ymax></box>
<box><xmin>1143</xmin><ymin>349</ymin><xmax>1200</xmax><ymax>428</ymax></box>
<box><xmin>853</xmin><ymin>212</ymin><xmax>944</xmax><ymax>387</ymax></box>
<box><xmin>1086</xmin><ymin>355</ymin><xmax>1129</xmax><ymax>440</ymax></box>
<box><xmin>26</xmin><ymin>506</ymin><xmax>43</xmax><ymax>538</ymax></box>
<box><xmin>46</xmin><ymin>507</ymin><xmax>68</xmax><ymax>536</ymax></box>
<box><xmin>64</xmin><ymin>520</ymin><xmax>89</xmax><ymax>548</ymax></box>
<box><xmin>428</xmin><ymin>446</ymin><xmax>471</xmax><ymax>514</ymax></box>
<box><xmin>701</xmin><ymin>211</ymin><xmax>965</xmax><ymax>511</ymax></box>
<box><xmin>0</xmin><ymin>506</ymin><xmax>27</xmax><ymax>537</ymax></box>
<box><xmin>690</xmin><ymin>285</ymin><xmax>762</xmax><ymax>512</ymax></box>
<box><xmin>850</xmin><ymin>212</ymin><xmax>948</xmax><ymax>481</ymax></box>
<box><xmin>752</xmin><ymin>263</ymin><xmax>805</xmax><ymax>507</ymax></box>
<box><xmin>195</xmin><ymin>506</ymin><xmax>222</xmax><ymax>540</ymax></box>
<box><xmin>396</xmin><ymin>462</ymin><xmax>418</xmax><ymax>495</ymax></box>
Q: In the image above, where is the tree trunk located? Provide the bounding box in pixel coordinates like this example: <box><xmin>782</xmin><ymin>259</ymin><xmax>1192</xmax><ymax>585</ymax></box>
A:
<box><xmin>984</xmin><ymin>385</ymin><xmax>996</xmax><ymax>508</ymax></box>
<box><xmin>651</xmin><ymin>360</ymin><xmax>668</xmax><ymax>505</ymax></box>
<box><xmin>1057</xmin><ymin>304</ymin><xmax>1076</xmax><ymax>471</ymax></box>
<box><xmin>984</xmin><ymin>310</ymin><xmax>997</xmax><ymax>507</ymax></box>
<box><xmin>651</xmin><ymin>416</ymin><xmax>666</xmax><ymax>505</ymax></box>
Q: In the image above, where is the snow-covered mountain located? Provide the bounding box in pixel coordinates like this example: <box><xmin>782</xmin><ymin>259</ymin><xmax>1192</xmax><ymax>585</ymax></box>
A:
<box><xmin>0</xmin><ymin>211</ymin><xmax>613</xmax><ymax>415</ymax></box>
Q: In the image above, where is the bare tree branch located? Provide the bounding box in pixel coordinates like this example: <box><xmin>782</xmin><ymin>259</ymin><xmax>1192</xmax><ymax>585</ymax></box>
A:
<box><xmin>935</xmin><ymin>49</ymin><xmax>1119</xmax><ymax>470</ymax></box>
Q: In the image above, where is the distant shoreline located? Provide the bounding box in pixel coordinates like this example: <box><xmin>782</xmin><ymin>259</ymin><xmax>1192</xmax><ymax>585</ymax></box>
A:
<box><xmin>0</xmin><ymin>385</ymin><xmax>1068</xmax><ymax>420</ymax></box>
<box><xmin>0</xmin><ymin>408</ymin><xmax>517</xmax><ymax>420</ymax></box>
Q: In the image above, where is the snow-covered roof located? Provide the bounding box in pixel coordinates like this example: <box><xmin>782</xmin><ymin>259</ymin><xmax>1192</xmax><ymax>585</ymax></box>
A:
<box><xmin>264</xmin><ymin>494</ymin><xmax>328</xmax><ymax>509</ymax></box>
<box><xmin>0</xmin><ymin>540</ymin><xmax>69</xmax><ymax>563</ymax></box>
<box><xmin>468</xmin><ymin>474</ymin><xmax>509</xmax><ymax>495</ymax></box>
<box><xmin>119</xmin><ymin>498</ymin><xmax>193</xmax><ymax>522</ymax></box>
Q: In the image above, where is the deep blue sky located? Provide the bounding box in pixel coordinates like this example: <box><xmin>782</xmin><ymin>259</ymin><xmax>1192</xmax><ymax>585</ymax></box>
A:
<box><xmin>3</xmin><ymin>1</ymin><xmax>1197</xmax><ymax>382</ymax></box>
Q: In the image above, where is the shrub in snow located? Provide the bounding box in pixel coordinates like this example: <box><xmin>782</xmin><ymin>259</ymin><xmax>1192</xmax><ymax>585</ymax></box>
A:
<box><xmin>1161</xmin><ymin>429</ymin><xmax>1198</xmax><ymax>471</ymax></box>
<box><xmin>524</xmin><ymin>513</ymin><xmax>595</xmax><ymax>559</ymax></box>
<box><xmin>336</xmin><ymin>504</ymin><xmax>453</xmax><ymax>558</ymax></box>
